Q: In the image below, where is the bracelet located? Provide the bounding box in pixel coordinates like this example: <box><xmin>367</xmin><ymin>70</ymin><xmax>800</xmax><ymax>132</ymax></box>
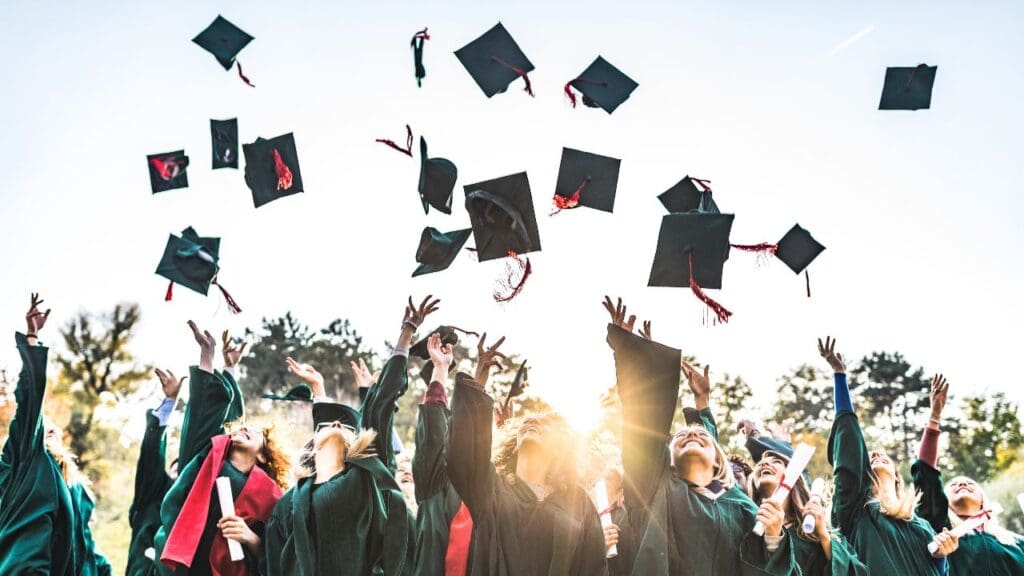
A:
<box><xmin>402</xmin><ymin>320</ymin><xmax>419</xmax><ymax>332</ymax></box>
<box><xmin>25</xmin><ymin>332</ymin><xmax>37</xmax><ymax>339</ymax></box>
<box><xmin>929</xmin><ymin>417</ymin><xmax>941</xmax><ymax>425</ymax></box>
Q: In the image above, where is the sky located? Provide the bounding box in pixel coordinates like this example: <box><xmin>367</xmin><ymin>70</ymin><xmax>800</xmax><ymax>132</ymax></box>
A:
<box><xmin>1</xmin><ymin>1</ymin><xmax>1022</xmax><ymax>434</ymax></box>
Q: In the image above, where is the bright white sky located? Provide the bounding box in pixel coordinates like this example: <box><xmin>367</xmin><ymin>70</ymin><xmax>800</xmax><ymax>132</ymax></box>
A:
<box><xmin>1</xmin><ymin>1</ymin><xmax>1022</xmax><ymax>434</ymax></box>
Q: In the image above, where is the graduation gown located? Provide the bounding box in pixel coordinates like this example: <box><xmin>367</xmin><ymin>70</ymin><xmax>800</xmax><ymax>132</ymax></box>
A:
<box><xmin>262</xmin><ymin>455</ymin><xmax>409</xmax><ymax>576</ymax></box>
<box><xmin>127</xmin><ymin>409</ymin><xmax>175</xmax><ymax>576</ymax></box>
<box><xmin>912</xmin><ymin>459</ymin><xmax>1024</xmax><ymax>575</ymax></box>
<box><xmin>787</xmin><ymin>528</ymin><xmax>867</xmax><ymax>576</ymax></box>
<box><xmin>606</xmin><ymin>504</ymin><xmax>635</xmax><ymax>576</ymax></box>
<box><xmin>448</xmin><ymin>374</ymin><xmax>608</xmax><ymax>576</ymax></box>
<box><xmin>71</xmin><ymin>482</ymin><xmax>113</xmax><ymax>576</ymax></box>
<box><xmin>828</xmin><ymin>411</ymin><xmax>943</xmax><ymax>575</ymax></box>
<box><xmin>607</xmin><ymin>324</ymin><xmax>797</xmax><ymax>576</ymax></box>
<box><xmin>0</xmin><ymin>333</ymin><xmax>77</xmax><ymax>575</ymax></box>
<box><xmin>412</xmin><ymin>394</ymin><xmax>471</xmax><ymax>576</ymax></box>
<box><xmin>360</xmin><ymin>353</ymin><xmax>410</xmax><ymax>475</ymax></box>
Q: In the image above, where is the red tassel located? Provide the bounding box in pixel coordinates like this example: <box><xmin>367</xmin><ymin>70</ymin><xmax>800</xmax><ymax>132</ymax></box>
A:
<box><xmin>214</xmin><ymin>282</ymin><xmax>242</xmax><ymax>314</ymax></box>
<box><xmin>489</xmin><ymin>56</ymin><xmax>534</xmax><ymax>97</ymax></box>
<box><xmin>550</xmin><ymin>178</ymin><xmax>589</xmax><ymax>215</ymax></box>
<box><xmin>272</xmin><ymin>149</ymin><xmax>293</xmax><ymax>191</ymax></box>
<box><xmin>690</xmin><ymin>177</ymin><xmax>712</xmax><ymax>192</ymax></box>
<box><xmin>149</xmin><ymin>157</ymin><xmax>184</xmax><ymax>181</ymax></box>
<box><xmin>410</xmin><ymin>27</ymin><xmax>430</xmax><ymax>43</ymax></box>
<box><xmin>494</xmin><ymin>251</ymin><xmax>532</xmax><ymax>302</ymax></box>
<box><xmin>165</xmin><ymin>281</ymin><xmax>174</xmax><ymax>302</ymax></box>
<box><xmin>730</xmin><ymin>243</ymin><xmax>778</xmax><ymax>255</ymax></box>
<box><xmin>688</xmin><ymin>252</ymin><xmax>731</xmax><ymax>324</ymax></box>
<box><xmin>375</xmin><ymin>124</ymin><xmax>414</xmax><ymax>157</ymax></box>
<box><xmin>236</xmin><ymin>62</ymin><xmax>255</xmax><ymax>88</ymax></box>
<box><xmin>563</xmin><ymin>77</ymin><xmax>608</xmax><ymax>108</ymax></box>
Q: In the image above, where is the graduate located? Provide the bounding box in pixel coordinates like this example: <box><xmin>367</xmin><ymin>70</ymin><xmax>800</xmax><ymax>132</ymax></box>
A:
<box><xmin>911</xmin><ymin>375</ymin><xmax>1024</xmax><ymax>575</ymax></box>
<box><xmin>602</xmin><ymin>296</ymin><xmax>798</xmax><ymax>576</ymax></box>
<box><xmin>598</xmin><ymin>466</ymin><xmax>636</xmax><ymax>576</ymax></box>
<box><xmin>740</xmin><ymin>422</ymin><xmax>868</xmax><ymax>575</ymax></box>
<box><xmin>126</xmin><ymin>368</ymin><xmax>183</xmax><ymax>576</ymax></box>
<box><xmin>152</xmin><ymin>322</ymin><xmax>289</xmax><ymax>575</ymax></box>
<box><xmin>0</xmin><ymin>294</ymin><xmax>111</xmax><ymax>575</ymax></box>
<box><xmin>447</xmin><ymin>332</ymin><xmax>607</xmax><ymax>575</ymax></box>
<box><xmin>821</xmin><ymin>336</ymin><xmax>959</xmax><ymax>575</ymax></box>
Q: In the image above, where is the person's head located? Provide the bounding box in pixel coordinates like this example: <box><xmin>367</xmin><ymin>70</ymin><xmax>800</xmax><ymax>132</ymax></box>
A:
<box><xmin>746</xmin><ymin>451</ymin><xmax>818</xmax><ymax>541</ymax></box>
<box><xmin>945</xmin><ymin>476</ymin><xmax>984</xmax><ymax>516</ymax></box>
<box><xmin>495</xmin><ymin>412</ymin><xmax>577</xmax><ymax>491</ymax></box>
<box><xmin>396</xmin><ymin>452</ymin><xmax>415</xmax><ymax>487</ymax></box>
<box><xmin>295</xmin><ymin>422</ymin><xmax>376</xmax><ymax>480</ymax></box>
<box><xmin>226</xmin><ymin>422</ymin><xmax>290</xmax><ymax>489</ymax></box>
<box><xmin>42</xmin><ymin>419</ymin><xmax>84</xmax><ymax>486</ymax></box>
<box><xmin>867</xmin><ymin>448</ymin><xmax>916</xmax><ymax>520</ymax></box>
<box><xmin>669</xmin><ymin>425</ymin><xmax>733</xmax><ymax>489</ymax></box>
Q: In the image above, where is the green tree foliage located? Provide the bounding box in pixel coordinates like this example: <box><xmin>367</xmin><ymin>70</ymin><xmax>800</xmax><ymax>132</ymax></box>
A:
<box><xmin>946</xmin><ymin>392</ymin><xmax>1023</xmax><ymax>483</ymax></box>
<box><xmin>850</xmin><ymin>351</ymin><xmax>930</xmax><ymax>464</ymax></box>
<box><xmin>772</xmin><ymin>364</ymin><xmax>833</xmax><ymax>433</ymax></box>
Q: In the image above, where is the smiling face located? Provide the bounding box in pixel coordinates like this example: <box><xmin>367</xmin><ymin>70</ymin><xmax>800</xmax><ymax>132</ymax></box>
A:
<box><xmin>229</xmin><ymin>424</ymin><xmax>266</xmax><ymax>458</ymax></box>
<box><xmin>869</xmin><ymin>450</ymin><xmax>897</xmax><ymax>478</ymax></box>
<box><xmin>752</xmin><ymin>454</ymin><xmax>788</xmax><ymax>498</ymax></box>
<box><xmin>313</xmin><ymin>421</ymin><xmax>351</xmax><ymax>453</ymax></box>
<box><xmin>396</xmin><ymin>457</ymin><xmax>414</xmax><ymax>486</ymax></box>
<box><xmin>946</xmin><ymin>476</ymin><xmax>984</xmax><ymax>515</ymax></box>
<box><xmin>670</xmin><ymin>426</ymin><xmax>717</xmax><ymax>470</ymax></box>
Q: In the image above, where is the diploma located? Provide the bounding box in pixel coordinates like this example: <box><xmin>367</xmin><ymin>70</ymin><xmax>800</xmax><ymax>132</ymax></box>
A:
<box><xmin>216</xmin><ymin>476</ymin><xmax>245</xmax><ymax>561</ymax></box>
<box><xmin>802</xmin><ymin>477</ymin><xmax>826</xmax><ymax>534</ymax></box>
<box><xmin>753</xmin><ymin>443</ymin><xmax>815</xmax><ymax>536</ymax></box>
<box><xmin>595</xmin><ymin>478</ymin><xmax>618</xmax><ymax>558</ymax></box>
<box><xmin>927</xmin><ymin>502</ymin><xmax>1003</xmax><ymax>554</ymax></box>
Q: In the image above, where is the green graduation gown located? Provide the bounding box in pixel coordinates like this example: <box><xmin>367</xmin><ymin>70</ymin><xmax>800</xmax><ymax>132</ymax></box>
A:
<box><xmin>787</xmin><ymin>528</ymin><xmax>867</xmax><ymax>576</ymax></box>
<box><xmin>912</xmin><ymin>459</ymin><xmax>1024</xmax><ymax>575</ymax></box>
<box><xmin>828</xmin><ymin>411</ymin><xmax>943</xmax><ymax>575</ymax></box>
<box><xmin>606</xmin><ymin>503</ymin><xmax>636</xmax><ymax>576</ymax></box>
<box><xmin>607</xmin><ymin>324</ymin><xmax>797</xmax><ymax>576</ymax></box>
<box><xmin>126</xmin><ymin>409</ymin><xmax>175</xmax><ymax>576</ymax></box>
<box><xmin>448</xmin><ymin>375</ymin><xmax>608</xmax><ymax>576</ymax></box>
<box><xmin>71</xmin><ymin>482</ymin><xmax>113</xmax><ymax>576</ymax></box>
<box><xmin>360</xmin><ymin>353</ymin><xmax>409</xmax><ymax>474</ymax></box>
<box><xmin>0</xmin><ymin>333</ymin><xmax>77</xmax><ymax>575</ymax></box>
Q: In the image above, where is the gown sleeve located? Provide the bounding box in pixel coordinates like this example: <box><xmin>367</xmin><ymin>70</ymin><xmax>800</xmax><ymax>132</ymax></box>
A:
<box><xmin>413</xmin><ymin>382</ymin><xmax>451</xmax><ymax>503</ymax></box>
<box><xmin>2</xmin><ymin>333</ymin><xmax>49</xmax><ymax>477</ymax></box>
<box><xmin>447</xmin><ymin>374</ymin><xmax>499</xmax><ymax>519</ymax></box>
<box><xmin>360</xmin><ymin>353</ymin><xmax>409</xmax><ymax>473</ymax></box>
<box><xmin>176</xmin><ymin>366</ymin><xmax>233</xmax><ymax>468</ymax></box>
<box><xmin>129</xmin><ymin>409</ymin><xmax>172</xmax><ymax>530</ymax></box>
<box><xmin>828</xmin><ymin>376</ymin><xmax>871</xmax><ymax>536</ymax></box>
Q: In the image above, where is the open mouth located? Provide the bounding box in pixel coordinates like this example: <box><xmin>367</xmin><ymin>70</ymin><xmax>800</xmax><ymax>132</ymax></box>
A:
<box><xmin>680</xmin><ymin>438</ymin><xmax>703</xmax><ymax>449</ymax></box>
<box><xmin>955</xmin><ymin>486</ymin><xmax>972</xmax><ymax>494</ymax></box>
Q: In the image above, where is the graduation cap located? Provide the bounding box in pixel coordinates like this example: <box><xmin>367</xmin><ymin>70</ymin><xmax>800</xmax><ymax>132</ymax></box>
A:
<box><xmin>658</xmin><ymin>176</ymin><xmax>718</xmax><ymax>214</ymax></box>
<box><xmin>552</xmin><ymin>148</ymin><xmax>621</xmax><ymax>214</ymax></box>
<box><xmin>261</xmin><ymin>384</ymin><xmax>313</xmax><ymax>403</ymax></box>
<box><xmin>243</xmin><ymin>133</ymin><xmax>303</xmax><ymax>208</ymax></box>
<box><xmin>502</xmin><ymin>360</ymin><xmax>529</xmax><ymax>411</ymax></box>
<box><xmin>410</xmin><ymin>325</ymin><xmax>477</xmax><ymax>360</ymax></box>
<box><xmin>210</xmin><ymin>119</ymin><xmax>238</xmax><ymax>169</ymax></box>
<box><xmin>774</xmin><ymin>224</ymin><xmax>825</xmax><ymax>275</ymax></box>
<box><xmin>155</xmin><ymin>226</ymin><xmax>241</xmax><ymax>313</ymax></box>
<box><xmin>411</xmin><ymin>27</ymin><xmax>430</xmax><ymax>87</ymax></box>
<box><xmin>418</xmin><ymin>137</ymin><xmax>457</xmax><ymax>214</ymax></box>
<box><xmin>464</xmin><ymin>172</ymin><xmax>541</xmax><ymax>262</ymax></box>
<box><xmin>414</xmin><ymin>227</ymin><xmax>472</xmax><ymax>277</ymax></box>
<box><xmin>648</xmin><ymin>213</ymin><xmax>734</xmax><ymax>323</ymax></box>
<box><xmin>147</xmin><ymin>151</ymin><xmax>189</xmax><ymax>194</ymax></box>
<box><xmin>879</xmin><ymin>64</ymin><xmax>937</xmax><ymax>111</ymax></box>
<box><xmin>312</xmin><ymin>402</ymin><xmax>361</xmax><ymax>431</ymax></box>
<box><xmin>192</xmin><ymin>15</ymin><xmax>255</xmax><ymax>86</ymax></box>
<box><xmin>564</xmin><ymin>56</ymin><xmax>638</xmax><ymax>114</ymax></box>
<box><xmin>454</xmin><ymin>22</ymin><xmax>535</xmax><ymax>98</ymax></box>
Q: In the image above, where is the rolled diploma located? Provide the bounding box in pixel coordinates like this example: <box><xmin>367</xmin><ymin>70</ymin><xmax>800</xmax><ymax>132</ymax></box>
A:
<box><xmin>753</xmin><ymin>443</ymin><xmax>816</xmax><ymax>536</ymax></box>
<box><xmin>927</xmin><ymin>503</ymin><xmax>1002</xmax><ymax>554</ymax></box>
<box><xmin>802</xmin><ymin>478</ymin><xmax>826</xmax><ymax>534</ymax></box>
<box><xmin>216</xmin><ymin>476</ymin><xmax>246</xmax><ymax>561</ymax></box>
<box><xmin>595</xmin><ymin>478</ymin><xmax>618</xmax><ymax>558</ymax></box>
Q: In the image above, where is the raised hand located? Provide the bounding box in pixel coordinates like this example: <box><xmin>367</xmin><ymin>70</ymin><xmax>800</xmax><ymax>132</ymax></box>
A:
<box><xmin>427</xmin><ymin>333</ymin><xmax>454</xmax><ymax>369</ymax></box>
<box><xmin>154</xmin><ymin>368</ymin><xmax>185</xmax><ymax>399</ymax></box>
<box><xmin>494</xmin><ymin>403</ymin><xmax>513</xmax><ymax>428</ymax></box>
<box><xmin>738</xmin><ymin>419</ymin><xmax>761</xmax><ymax>440</ymax></box>
<box><xmin>817</xmin><ymin>336</ymin><xmax>846</xmax><ymax>374</ymax></box>
<box><xmin>221</xmin><ymin>330</ymin><xmax>249</xmax><ymax>369</ymax></box>
<box><xmin>681</xmin><ymin>360</ymin><xmax>711</xmax><ymax>410</ymax></box>
<box><xmin>188</xmin><ymin>320</ymin><xmax>216</xmax><ymax>373</ymax></box>
<box><xmin>929</xmin><ymin>374</ymin><xmax>949</xmax><ymax>424</ymax></box>
<box><xmin>756</xmin><ymin>498</ymin><xmax>786</xmax><ymax>538</ymax></box>
<box><xmin>403</xmin><ymin>295</ymin><xmax>441</xmax><ymax>331</ymax></box>
<box><xmin>349</xmin><ymin>357</ymin><xmax>374</xmax><ymax>390</ymax></box>
<box><xmin>473</xmin><ymin>332</ymin><xmax>507</xmax><ymax>389</ymax></box>
<box><xmin>601</xmin><ymin>296</ymin><xmax>636</xmax><ymax>332</ymax></box>
<box><xmin>639</xmin><ymin>320</ymin><xmax>653</xmax><ymax>341</ymax></box>
<box><xmin>287</xmin><ymin>357</ymin><xmax>326</xmax><ymax>398</ymax></box>
<box><xmin>26</xmin><ymin>293</ymin><xmax>51</xmax><ymax>337</ymax></box>
<box><xmin>766</xmin><ymin>422</ymin><xmax>793</xmax><ymax>443</ymax></box>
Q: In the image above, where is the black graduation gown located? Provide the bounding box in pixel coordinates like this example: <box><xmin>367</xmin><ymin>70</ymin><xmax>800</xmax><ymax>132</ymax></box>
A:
<box><xmin>126</xmin><ymin>409</ymin><xmax>175</xmax><ymax>576</ymax></box>
<box><xmin>448</xmin><ymin>374</ymin><xmax>608</xmax><ymax>576</ymax></box>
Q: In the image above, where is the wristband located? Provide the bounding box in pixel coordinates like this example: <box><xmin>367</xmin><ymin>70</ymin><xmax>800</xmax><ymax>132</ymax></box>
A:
<box><xmin>402</xmin><ymin>320</ymin><xmax>419</xmax><ymax>332</ymax></box>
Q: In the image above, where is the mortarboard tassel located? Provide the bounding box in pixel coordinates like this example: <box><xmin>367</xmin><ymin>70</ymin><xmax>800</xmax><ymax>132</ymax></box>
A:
<box><xmin>563</xmin><ymin>78</ymin><xmax>608</xmax><ymax>108</ymax></box>
<box><xmin>494</xmin><ymin>251</ymin><xmax>532</xmax><ymax>302</ymax></box>
<box><xmin>236</xmin><ymin>62</ymin><xmax>255</xmax><ymax>88</ymax></box>
<box><xmin>730</xmin><ymin>242</ymin><xmax>778</xmax><ymax>266</ymax></box>
<box><xmin>213</xmin><ymin>281</ymin><xmax>243</xmax><ymax>314</ymax></box>
<box><xmin>549</xmin><ymin>177</ymin><xmax>589</xmax><ymax>216</ymax></box>
<box><xmin>805</xmin><ymin>270</ymin><xmax>812</xmax><ymax>298</ymax></box>
<box><xmin>375</xmin><ymin>125</ymin><xmax>414</xmax><ymax>157</ymax></box>
<box><xmin>165</xmin><ymin>281</ymin><xmax>174</xmax><ymax>302</ymax></box>
<box><xmin>272</xmin><ymin>149</ymin><xmax>293</xmax><ymax>191</ymax></box>
<box><xmin>411</xmin><ymin>27</ymin><xmax>430</xmax><ymax>87</ymax></box>
<box><xmin>489</xmin><ymin>56</ymin><xmax>534</xmax><ymax>97</ymax></box>
<box><xmin>905</xmin><ymin>63</ymin><xmax>929</xmax><ymax>90</ymax></box>
<box><xmin>150</xmin><ymin>157</ymin><xmax>186</xmax><ymax>181</ymax></box>
<box><xmin>688</xmin><ymin>252</ymin><xmax>732</xmax><ymax>324</ymax></box>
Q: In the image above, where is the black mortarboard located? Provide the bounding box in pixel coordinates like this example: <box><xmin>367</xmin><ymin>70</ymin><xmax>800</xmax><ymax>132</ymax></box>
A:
<box><xmin>147</xmin><ymin>151</ymin><xmax>189</xmax><ymax>194</ymax></box>
<box><xmin>464</xmin><ymin>172</ymin><xmax>542</xmax><ymax>262</ymax></box>
<box><xmin>554</xmin><ymin>148</ymin><xmax>621</xmax><ymax>213</ymax></box>
<box><xmin>243</xmin><ymin>133</ymin><xmax>303</xmax><ymax>208</ymax></box>
<box><xmin>261</xmin><ymin>384</ymin><xmax>313</xmax><ymax>403</ymax></box>
<box><xmin>410</xmin><ymin>325</ymin><xmax>467</xmax><ymax>359</ymax></box>
<box><xmin>454</xmin><ymin>22</ymin><xmax>535</xmax><ymax>98</ymax></box>
<box><xmin>879</xmin><ymin>65</ymin><xmax>937</xmax><ymax>111</ymax></box>
<box><xmin>658</xmin><ymin>176</ymin><xmax>719</xmax><ymax>214</ymax></box>
<box><xmin>155</xmin><ymin>227</ymin><xmax>221</xmax><ymax>296</ymax></box>
<box><xmin>418</xmin><ymin>137</ymin><xmax>456</xmax><ymax>215</ymax></box>
<box><xmin>774</xmin><ymin>224</ymin><xmax>825</xmax><ymax>274</ymax></box>
<box><xmin>192</xmin><ymin>16</ymin><xmax>253</xmax><ymax>70</ymax></box>
<box><xmin>312</xmin><ymin>401</ymin><xmax>361</xmax><ymax>431</ymax></box>
<box><xmin>502</xmin><ymin>360</ymin><xmax>529</xmax><ymax>410</ymax></box>
<box><xmin>414</xmin><ymin>227</ymin><xmax>472</xmax><ymax>277</ymax></box>
<box><xmin>565</xmin><ymin>56</ymin><xmax>638</xmax><ymax>114</ymax></box>
<box><xmin>649</xmin><ymin>213</ymin><xmax>734</xmax><ymax>289</ymax></box>
<box><xmin>210</xmin><ymin>119</ymin><xmax>238</xmax><ymax>169</ymax></box>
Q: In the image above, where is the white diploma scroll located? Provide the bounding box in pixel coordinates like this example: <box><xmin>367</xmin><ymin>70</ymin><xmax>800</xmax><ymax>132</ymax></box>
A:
<box><xmin>595</xmin><ymin>478</ymin><xmax>618</xmax><ymax>558</ymax></box>
<box><xmin>753</xmin><ymin>443</ymin><xmax>816</xmax><ymax>536</ymax></box>
<box><xmin>802</xmin><ymin>478</ymin><xmax>827</xmax><ymax>534</ymax></box>
<box><xmin>927</xmin><ymin>502</ymin><xmax>1003</xmax><ymax>555</ymax></box>
<box><xmin>215</xmin><ymin>476</ymin><xmax>246</xmax><ymax>562</ymax></box>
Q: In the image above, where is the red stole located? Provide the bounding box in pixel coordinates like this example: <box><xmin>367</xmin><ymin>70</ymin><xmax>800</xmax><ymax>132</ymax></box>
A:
<box><xmin>161</xmin><ymin>434</ymin><xmax>282</xmax><ymax>576</ymax></box>
<box><xmin>445</xmin><ymin>502</ymin><xmax>473</xmax><ymax>576</ymax></box>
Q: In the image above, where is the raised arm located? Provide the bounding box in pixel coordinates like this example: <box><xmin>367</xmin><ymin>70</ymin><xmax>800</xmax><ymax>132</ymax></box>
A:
<box><xmin>681</xmin><ymin>360</ymin><xmax>719</xmax><ymax>442</ymax></box>
<box><xmin>913</xmin><ymin>375</ymin><xmax>952</xmax><ymax>533</ymax></box>
<box><xmin>177</xmin><ymin>321</ymin><xmax>232</xmax><ymax>467</ymax></box>
<box><xmin>447</xmin><ymin>333</ymin><xmax>507</xmax><ymax>517</ymax></box>
<box><xmin>129</xmin><ymin>369</ymin><xmax>180</xmax><ymax>531</ymax></box>
<box><xmin>362</xmin><ymin>296</ymin><xmax>439</xmax><ymax>472</ymax></box>
<box><xmin>821</xmin><ymin>336</ymin><xmax>870</xmax><ymax>534</ymax></box>
<box><xmin>3</xmin><ymin>294</ymin><xmax>52</xmax><ymax>471</ymax></box>
<box><xmin>220</xmin><ymin>331</ymin><xmax>248</xmax><ymax>423</ymax></box>
<box><xmin>413</xmin><ymin>333</ymin><xmax>454</xmax><ymax>502</ymax></box>
<box><xmin>603</xmin><ymin>296</ymin><xmax>681</xmax><ymax>510</ymax></box>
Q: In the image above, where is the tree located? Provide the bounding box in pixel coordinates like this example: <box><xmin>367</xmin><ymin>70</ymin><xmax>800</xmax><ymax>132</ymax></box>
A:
<box><xmin>945</xmin><ymin>393</ymin><xmax>1023</xmax><ymax>483</ymax></box>
<box><xmin>850</xmin><ymin>351</ymin><xmax>930</xmax><ymax>465</ymax></box>
<box><xmin>771</xmin><ymin>364</ymin><xmax>833</xmax><ymax>433</ymax></box>
<box><xmin>53</xmin><ymin>303</ymin><xmax>151</xmax><ymax>476</ymax></box>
